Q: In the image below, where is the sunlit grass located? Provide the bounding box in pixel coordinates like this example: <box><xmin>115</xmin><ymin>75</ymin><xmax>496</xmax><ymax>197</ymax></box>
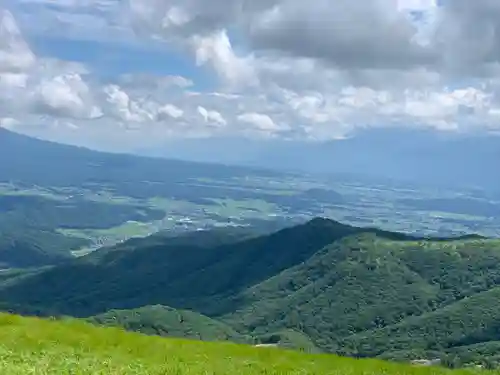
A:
<box><xmin>0</xmin><ymin>313</ymin><xmax>488</xmax><ymax>374</ymax></box>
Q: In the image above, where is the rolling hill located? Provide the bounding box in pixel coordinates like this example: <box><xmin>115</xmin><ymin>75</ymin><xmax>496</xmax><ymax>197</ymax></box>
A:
<box><xmin>0</xmin><ymin>227</ymin><xmax>83</xmax><ymax>268</ymax></box>
<box><xmin>221</xmin><ymin>231</ymin><xmax>500</xmax><ymax>352</ymax></box>
<box><xmin>89</xmin><ymin>305</ymin><xmax>250</xmax><ymax>344</ymax></box>
<box><xmin>340</xmin><ymin>286</ymin><xmax>500</xmax><ymax>357</ymax></box>
<box><xmin>1</xmin><ymin>218</ymin><xmax>500</xmax><ymax>367</ymax></box>
<box><xmin>0</xmin><ymin>218</ymin><xmax>361</xmax><ymax>317</ymax></box>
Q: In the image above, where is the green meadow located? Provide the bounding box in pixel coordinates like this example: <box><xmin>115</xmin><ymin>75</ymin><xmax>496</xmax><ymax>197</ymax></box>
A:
<box><xmin>0</xmin><ymin>313</ymin><xmax>489</xmax><ymax>375</ymax></box>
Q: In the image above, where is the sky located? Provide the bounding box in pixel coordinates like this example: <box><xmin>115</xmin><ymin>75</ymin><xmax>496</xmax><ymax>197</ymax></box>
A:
<box><xmin>1</xmin><ymin>0</ymin><xmax>500</xmax><ymax>151</ymax></box>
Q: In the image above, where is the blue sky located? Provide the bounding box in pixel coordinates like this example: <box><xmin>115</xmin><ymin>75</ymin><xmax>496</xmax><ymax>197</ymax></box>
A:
<box><xmin>29</xmin><ymin>35</ymin><xmax>211</xmax><ymax>87</ymax></box>
<box><xmin>1</xmin><ymin>0</ymin><xmax>500</xmax><ymax>152</ymax></box>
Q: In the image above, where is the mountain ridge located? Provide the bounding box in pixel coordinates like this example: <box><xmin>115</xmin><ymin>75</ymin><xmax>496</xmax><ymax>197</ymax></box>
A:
<box><xmin>138</xmin><ymin>128</ymin><xmax>500</xmax><ymax>192</ymax></box>
<box><xmin>0</xmin><ymin>127</ymin><xmax>289</xmax><ymax>184</ymax></box>
<box><xmin>1</xmin><ymin>217</ymin><xmax>500</xmax><ymax>368</ymax></box>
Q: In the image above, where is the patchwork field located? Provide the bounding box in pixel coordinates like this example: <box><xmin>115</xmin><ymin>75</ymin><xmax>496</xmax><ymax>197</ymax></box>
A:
<box><xmin>1</xmin><ymin>170</ymin><xmax>499</xmax><ymax>262</ymax></box>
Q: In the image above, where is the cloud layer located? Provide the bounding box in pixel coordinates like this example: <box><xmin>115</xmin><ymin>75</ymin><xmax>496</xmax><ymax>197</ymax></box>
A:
<box><xmin>2</xmin><ymin>0</ymin><xmax>500</xmax><ymax>149</ymax></box>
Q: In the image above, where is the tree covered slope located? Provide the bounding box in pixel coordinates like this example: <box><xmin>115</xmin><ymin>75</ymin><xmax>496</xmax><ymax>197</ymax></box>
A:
<box><xmin>1</xmin><ymin>218</ymin><xmax>500</xmax><ymax>367</ymax></box>
<box><xmin>89</xmin><ymin>305</ymin><xmax>250</xmax><ymax>344</ymax></box>
<box><xmin>0</xmin><ymin>218</ymin><xmax>362</xmax><ymax>316</ymax></box>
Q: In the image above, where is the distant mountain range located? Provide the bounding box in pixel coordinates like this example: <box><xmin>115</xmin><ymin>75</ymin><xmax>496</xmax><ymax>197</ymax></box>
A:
<box><xmin>0</xmin><ymin>127</ymin><xmax>280</xmax><ymax>189</ymax></box>
<box><xmin>5</xmin><ymin>125</ymin><xmax>500</xmax><ymax>194</ymax></box>
<box><xmin>139</xmin><ymin>128</ymin><xmax>500</xmax><ymax>194</ymax></box>
<box><xmin>1</xmin><ymin>218</ymin><xmax>500</xmax><ymax>367</ymax></box>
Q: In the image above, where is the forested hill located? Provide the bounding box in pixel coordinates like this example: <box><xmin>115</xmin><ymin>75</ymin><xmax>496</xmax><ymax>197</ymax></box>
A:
<box><xmin>1</xmin><ymin>217</ymin><xmax>500</xmax><ymax>367</ymax></box>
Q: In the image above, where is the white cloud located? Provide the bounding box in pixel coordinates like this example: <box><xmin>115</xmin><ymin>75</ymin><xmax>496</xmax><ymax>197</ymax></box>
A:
<box><xmin>158</xmin><ymin>104</ymin><xmax>183</xmax><ymax>120</ymax></box>
<box><xmin>192</xmin><ymin>30</ymin><xmax>257</xmax><ymax>87</ymax></box>
<box><xmin>398</xmin><ymin>0</ymin><xmax>437</xmax><ymax>12</ymax></box>
<box><xmin>121</xmin><ymin>0</ymin><xmax>500</xmax><ymax>138</ymax></box>
<box><xmin>126</xmin><ymin>0</ymin><xmax>500</xmax><ymax>81</ymax></box>
<box><xmin>197</xmin><ymin>106</ymin><xmax>227</xmax><ymax>126</ymax></box>
<box><xmin>285</xmin><ymin>92</ymin><xmax>336</xmax><ymax>124</ymax></box>
<box><xmin>103</xmin><ymin>84</ymin><xmax>153</xmax><ymax>122</ymax></box>
<box><xmin>0</xmin><ymin>117</ymin><xmax>19</xmax><ymax>129</ymax></box>
<box><xmin>1</xmin><ymin>0</ymin><xmax>500</xmax><ymax>148</ymax></box>
<box><xmin>238</xmin><ymin>112</ymin><xmax>280</xmax><ymax>131</ymax></box>
<box><xmin>33</xmin><ymin>74</ymin><xmax>102</xmax><ymax>119</ymax></box>
<box><xmin>118</xmin><ymin>74</ymin><xmax>193</xmax><ymax>90</ymax></box>
<box><xmin>0</xmin><ymin>72</ymin><xmax>28</xmax><ymax>88</ymax></box>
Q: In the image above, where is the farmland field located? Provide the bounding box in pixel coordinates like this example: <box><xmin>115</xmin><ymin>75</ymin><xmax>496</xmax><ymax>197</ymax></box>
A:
<box><xmin>1</xmin><ymin>171</ymin><xmax>499</xmax><ymax>260</ymax></box>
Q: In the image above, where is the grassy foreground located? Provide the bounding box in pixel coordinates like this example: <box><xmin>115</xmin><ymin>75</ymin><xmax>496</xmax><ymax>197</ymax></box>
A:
<box><xmin>0</xmin><ymin>313</ymin><xmax>488</xmax><ymax>375</ymax></box>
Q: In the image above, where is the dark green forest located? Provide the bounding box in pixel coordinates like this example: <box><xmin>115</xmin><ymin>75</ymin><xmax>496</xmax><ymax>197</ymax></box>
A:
<box><xmin>1</xmin><ymin>218</ymin><xmax>500</xmax><ymax>368</ymax></box>
<box><xmin>88</xmin><ymin>305</ymin><xmax>249</xmax><ymax>344</ymax></box>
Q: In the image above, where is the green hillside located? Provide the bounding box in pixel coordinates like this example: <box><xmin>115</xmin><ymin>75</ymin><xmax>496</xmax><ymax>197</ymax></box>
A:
<box><xmin>89</xmin><ymin>305</ymin><xmax>322</xmax><ymax>353</ymax></box>
<box><xmin>0</xmin><ymin>224</ymin><xmax>87</xmax><ymax>268</ymax></box>
<box><xmin>257</xmin><ymin>329</ymin><xmax>322</xmax><ymax>353</ymax></box>
<box><xmin>1</xmin><ymin>218</ymin><xmax>500</xmax><ymax>368</ymax></box>
<box><xmin>0</xmin><ymin>313</ymin><xmax>485</xmax><ymax>375</ymax></box>
<box><xmin>341</xmin><ymin>286</ymin><xmax>500</xmax><ymax>357</ymax></box>
<box><xmin>222</xmin><ymin>233</ymin><xmax>500</xmax><ymax>354</ymax></box>
<box><xmin>89</xmin><ymin>305</ymin><xmax>250</xmax><ymax>343</ymax></box>
<box><xmin>0</xmin><ymin>218</ymin><xmax>362</xmax><ymax>317</ymax></box>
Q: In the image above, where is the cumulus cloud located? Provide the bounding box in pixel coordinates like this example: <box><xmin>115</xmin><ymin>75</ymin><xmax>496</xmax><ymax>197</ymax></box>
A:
<box><xmin>128</xmin><ymin>0</ymin><xmax>431</xmax><ymax>70</ymax></box>
<box><xmin>158</xmin><ymin>104</ymin><xmax>183</xmax><ymax>120</ymax></box>
<box><xmin>197</xmin><ymin>106</ymin><xmax>227</xmax><ymax>126</ymax></box>
<box><xmin>238</xmin><ymin>112</ymin><xmax>280</xmax><ymax>131</ymax></box>
<box><xmin>128</xmin><ymin>0</ymin><xmax>244</xmax><ymax>38</ymax></box>
<box><xmin>192</xmin><ymin>30</ymin><xmax>257</xmax><ymax>86</ymax></box>
<box><xmin>434</xmin><ymin>0</ymin><xmax>500</xmax><ymax>77</ymax></box>
<box><xmin>249</xmin><ymin>1</ymin><xmax>435</xmax><ymax>71</ymax></box>
<box><xmin>127</xmin><ymin>0</ymin><xmax>500</xmax><ymax>79</ymax></box>
<box><xmin>34</xmin><ymin>74</ymin><xmax>102</xmax><ymax>119</ymax></box>
<box><xmin>0</xmin><ymin>8</ymin><xmax>105</xmax><ymax>122</ymax></box>
<box><xmin>256</xmin><ymin>0</ymin><xmax>500</xmax><ymax>80</ymax></box>
<box><xmin>122</xmin><ymin>0</ymin><xmax>500</xmax><ymax>135</ymax></box>
<box><xmin>103</xmin><ymin>84</ymin><xmax>154</xmax><ymax>122</ymax></box>
<box><xmin>2</xmin><ymin>0</ymin><xmax>500</xmax><ymax>146</ymax></box>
